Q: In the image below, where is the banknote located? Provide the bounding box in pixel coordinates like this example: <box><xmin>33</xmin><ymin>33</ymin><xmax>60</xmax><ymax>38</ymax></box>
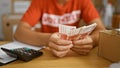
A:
<box><xmin>59</xmin><ymin>23</ymin><xmax>97</xmax><ymax>40</ymax></box>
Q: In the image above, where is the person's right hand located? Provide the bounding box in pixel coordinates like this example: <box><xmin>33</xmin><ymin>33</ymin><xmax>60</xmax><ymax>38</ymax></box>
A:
<box><xmin>48</xmin><ymin>33</ymin><xmax>73</xmax><ymax>57</ymax></box>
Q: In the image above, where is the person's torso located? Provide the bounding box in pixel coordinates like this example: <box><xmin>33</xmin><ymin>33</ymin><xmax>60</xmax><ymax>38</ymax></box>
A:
<box><xmin>40</xmin><ymin>0</ymin><xmax>83</xmax><ymax>33</ymax></box>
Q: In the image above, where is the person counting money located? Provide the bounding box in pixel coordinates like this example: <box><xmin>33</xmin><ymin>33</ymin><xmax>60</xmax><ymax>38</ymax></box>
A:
<box><xmin>14</xmin><ymin>0</ymin><xmax>105</xmax><ymax>57</ymax></box>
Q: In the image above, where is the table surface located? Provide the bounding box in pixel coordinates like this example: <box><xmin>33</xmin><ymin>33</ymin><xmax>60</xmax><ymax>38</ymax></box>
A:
<box><xmin>0</xmin><ymin>41</ymin><xmax>111</xmax><ymax>68</ymax></box>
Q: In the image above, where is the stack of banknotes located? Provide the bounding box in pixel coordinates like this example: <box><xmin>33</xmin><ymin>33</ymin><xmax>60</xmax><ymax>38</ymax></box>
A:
<box><xmin>59</xmin><ymin>23</ymin><xmax>97</xmax><ymax>40</ymax></box>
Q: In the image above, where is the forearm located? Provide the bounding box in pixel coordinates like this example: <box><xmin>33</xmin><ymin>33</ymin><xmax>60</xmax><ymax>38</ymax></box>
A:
<box><xmin>14</xmin><ymin>22</ymin><xmax>51</xmax><ymax>46</ymax></box>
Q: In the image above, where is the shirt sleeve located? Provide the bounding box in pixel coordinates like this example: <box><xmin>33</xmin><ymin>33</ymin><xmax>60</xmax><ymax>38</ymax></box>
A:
<box><xmin>21</xmin><ymin>0</ymin><xmax>42</xmax><ymax>27</ymax></box>
<box><xmin>81</xmin><ymin>0</ymin><xmax>100</xmax><ymax>24</ymax></box>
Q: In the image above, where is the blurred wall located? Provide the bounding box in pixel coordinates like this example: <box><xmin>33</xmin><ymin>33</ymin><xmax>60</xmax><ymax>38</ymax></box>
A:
<box><xmin>0</xmin><ymin>0</ymin><xmax>119</xmax><ymax>40</ymax></box>
<box><xmin>0</xmin><ymin>0</ymin><xmax>11</xmax><ymax>40</ymax></box>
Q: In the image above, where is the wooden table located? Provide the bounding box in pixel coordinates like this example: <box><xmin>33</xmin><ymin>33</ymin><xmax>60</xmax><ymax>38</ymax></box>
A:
<box><xmin>0</xmin><ymin>41</ymin><xmax>111</xmax><ymax>68</ymax></box>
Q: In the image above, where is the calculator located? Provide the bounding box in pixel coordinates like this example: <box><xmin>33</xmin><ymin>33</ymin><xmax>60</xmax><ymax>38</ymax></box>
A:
<box><xmin>1</xmin><ymin>47</ymin><xmax>43</xmax><ymax>62</ymax></box>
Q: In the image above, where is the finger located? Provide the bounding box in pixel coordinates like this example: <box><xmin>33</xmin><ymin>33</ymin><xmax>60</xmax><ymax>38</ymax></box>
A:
<box><xmin>55</xmin><ymin>39</ymin><xmax>72</xmax><ymax>45</ymax></box>
<box><xmin>49</xmin><ymin>42</ymin><xmax>73</xmax><ymax>51</ymax></box>
<box><xmin>50</xmin><ymin>33</ymin><xmax>72</xmax><ymax>45</ymax></box>
<box><xmin>71</xmin><ymin>48</ymin><xmax>90</xmax><ymax>55</ymax></box>
<box><xmin>73</xmin><ymin>36</ymin><xmax>93</xmax><ymax>45</ymax></box>
<box><xmin>71</xmin><ymin>48</ymin><xmax>91</xmax><ymax>53</ymax></box>
<box><xmin>51</xmin><ymin>49</ymin><xmax>70</xmax><ymax>57</ymax></box>
<box><xmin>73</xmin><ymin>44</ymin><xmax>93</xmax><ymax>50</ymax></box>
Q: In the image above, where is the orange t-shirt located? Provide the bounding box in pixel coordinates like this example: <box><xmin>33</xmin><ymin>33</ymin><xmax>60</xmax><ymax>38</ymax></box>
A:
<box><xmin>21</xmin><ymin>0</ymin><xmax>100</xmax><ymax>33</ymax></box>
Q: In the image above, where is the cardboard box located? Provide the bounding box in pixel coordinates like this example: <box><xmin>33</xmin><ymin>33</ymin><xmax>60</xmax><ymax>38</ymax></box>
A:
<box><xmin>98</xmin><ymin>30</ymin><xmax>120</xmax><ymax>62</ymax></box>
<box><xmin>2</xmin><ymin>14</ymin><xmax>23</xmax><ymax>41</ymax></box>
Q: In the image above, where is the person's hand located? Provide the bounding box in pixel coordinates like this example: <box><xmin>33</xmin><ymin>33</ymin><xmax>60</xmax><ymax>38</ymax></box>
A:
<box><xmin>71</xmin><ymin>36</ymin><xmax>93</xmax><ymax>55</ymax></box>
<box><xmin>48</xmin><ymin>33</ymin><xmax>73</xmax><ymax>57</ymax></box>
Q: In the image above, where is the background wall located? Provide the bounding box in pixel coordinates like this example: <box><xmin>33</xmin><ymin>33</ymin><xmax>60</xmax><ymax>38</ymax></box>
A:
<box><xmin>0</xmin><ymin>0</ymin><xmax>11</xmax><ymax>40</ymax></box>
<box><xmin>0</xmin><ymin>0</ymin><xmax>119</xmax><ymax>41</ymax></box>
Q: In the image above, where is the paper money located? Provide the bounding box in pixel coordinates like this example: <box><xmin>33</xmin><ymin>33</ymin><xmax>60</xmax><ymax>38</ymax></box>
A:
<box><xmin>59</xmin><ymin>24</ymin><xmax>76</xmax><ymax>40</ymax></box>
<box><xmin>59</xmin><ymin>23</ymin><xmax>97</xmax><ymax>40</ymax></box>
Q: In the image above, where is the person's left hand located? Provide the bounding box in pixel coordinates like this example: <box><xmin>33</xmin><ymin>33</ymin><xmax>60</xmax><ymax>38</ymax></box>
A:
<box><xmin>71</xmin><ymin>36</ymin><xmax>93</xmax><ymax>55</ymax></box>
